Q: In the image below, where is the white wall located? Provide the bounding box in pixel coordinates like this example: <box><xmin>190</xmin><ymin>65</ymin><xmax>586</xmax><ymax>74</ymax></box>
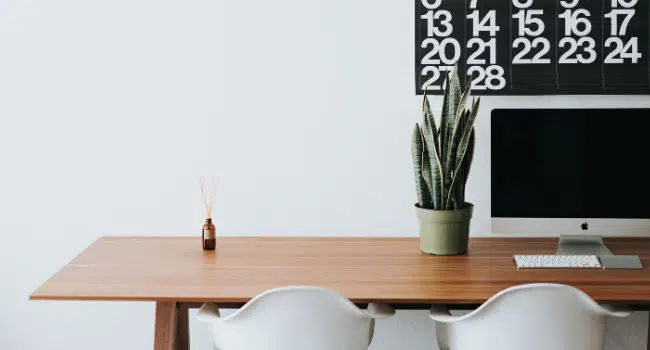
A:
<box><xmin>1</xmin><ymin>0</ymin><xmax>649</xmax><ymax>349</ymax></box>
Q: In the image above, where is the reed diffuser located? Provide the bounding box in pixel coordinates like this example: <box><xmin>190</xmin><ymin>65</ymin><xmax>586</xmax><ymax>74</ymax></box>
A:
<box><xmin>200</xmin><ymin>176</ymin><xmax>219</xmax><ymax>250</ymax></box>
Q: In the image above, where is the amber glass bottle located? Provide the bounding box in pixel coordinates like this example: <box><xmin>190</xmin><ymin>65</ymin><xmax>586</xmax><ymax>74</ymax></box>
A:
<box><xmin>202</xmin><ymin>218</ymin><xmax>216</xmax><ymax>250</ymax></box>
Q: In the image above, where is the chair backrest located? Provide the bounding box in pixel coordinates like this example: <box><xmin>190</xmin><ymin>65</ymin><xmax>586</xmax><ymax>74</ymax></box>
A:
<box><xmin>202</xmin><ymin>286</ymin><xmax>374</xmax><ymax>350</ymax></box>
<box><xmin>438</xmin><ymin>283</ymin><xmax>630</xmax><ymax>350</ymax></box>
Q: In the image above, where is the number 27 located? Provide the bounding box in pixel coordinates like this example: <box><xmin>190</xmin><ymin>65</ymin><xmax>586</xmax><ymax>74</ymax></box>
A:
<box><xmin>421</xmin><ymin>66</ymin><xmax>454</xmax><ymax>90</ymax></box>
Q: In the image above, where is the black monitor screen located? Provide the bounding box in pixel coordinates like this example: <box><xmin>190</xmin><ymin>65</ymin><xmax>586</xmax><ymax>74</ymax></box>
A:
<box><xmin>491</xmin><ymin>109</ymin><xmax>650</xmax><ymax>219</ymax></box>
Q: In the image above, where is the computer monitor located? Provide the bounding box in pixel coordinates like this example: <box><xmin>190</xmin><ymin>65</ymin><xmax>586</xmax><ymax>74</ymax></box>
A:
<box><xmin>491</xmin><ymin>108</ymin><xmax>650</xmax><ymax>238</ymax></box>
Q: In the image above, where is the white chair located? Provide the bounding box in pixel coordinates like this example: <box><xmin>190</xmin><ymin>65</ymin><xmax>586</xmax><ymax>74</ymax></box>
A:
<box><xmin>196</xmin><ymin>286</ymin><xmax>395</xmax><ymax>350</ymax></box>
<box><xmin>430</xmin><ymin>283</ymin><xmax>632</xmax><ymax>350</ymax></box>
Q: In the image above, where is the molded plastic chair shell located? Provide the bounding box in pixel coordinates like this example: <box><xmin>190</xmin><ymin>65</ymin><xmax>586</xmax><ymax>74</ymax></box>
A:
<box><xmin>429</xmin><ymin>283</ymin><xmax>632</xmax><ymax>350</ymax></box>
<box><xmin>197</xmin><ymin>286</ymin><xmax>395</xmax><ymax>350</ymax></box>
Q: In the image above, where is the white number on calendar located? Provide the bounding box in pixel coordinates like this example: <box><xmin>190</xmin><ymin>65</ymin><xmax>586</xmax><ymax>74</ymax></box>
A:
<box><xmin>605</xmin><ymin>37</ymin><xmax>642</xmax><ymax>63</ymax></box>
<box><xmin>422</xmin><ymin>66</ymin><xmax>454</xmax><ymax>90</ymax></box>
<box><xmin>560</xmin><ymin>0</ymin><xmax>580</xmax><ymax>8</ymax></box>
<box><xmin>467</xmin><ymin>38</ymin><xmax>497</xmax><ymax>65</ymax></box>
<box><xmin>421</xmin><ymin>10</ymin><xmax>453</xmax><ymax>37</ymax></box>
<box><xmin>512</xmin><ymin>10</ymin><xmax>545</xmax><ymax>37</ymax></box>
<box><xmin>512</xmin><ymin>37</ymin><xmax>551</xmax><ymax>64</ymax></box>
<box><xmin>421</xmin><ymin>38</ymin><xmax>461</xmax><ymax>65</ymax></box>
<box><xmin>468</xmin><ymin>65</ymin><xmax>506</xmax><ymax>90</ymax></box>
<box><xmin>559</xmin><ymin>9</ymin><xmax>592</xmax><ymax>36</ymax></box>
<box><xmin>467</xmin><ymin>10</ymin><xmax>500</xmax><ymax>37</ymax></box>
<box><xmin>421</xmin><ymin>0</ymin><xmax>442</xmax><ymax>9</ymax></box>
<box><xmin>512</xmin><ymin>0</ymin><xmax>534</xmax><ymax>9</ymax></box>
<box><xmin>604</xmin><ymin>9</ymin><xmax>635</xmax><ymax>36</ymax></box>
<box><xmin>559</xmin><ymin>37</ymin><xmax>597</xmax><ymax>64</ymax></box>
<box><xmin>611</xmin><ymin>0</ymin><xmax>637</xmax><ymax>8</ymax></box>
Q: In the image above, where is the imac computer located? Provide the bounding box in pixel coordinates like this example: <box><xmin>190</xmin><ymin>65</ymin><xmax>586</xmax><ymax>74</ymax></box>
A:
<box><xmin>491</xmin><ymin>108</ymin><xmax>650</xmax><ymax>265</ymax></box>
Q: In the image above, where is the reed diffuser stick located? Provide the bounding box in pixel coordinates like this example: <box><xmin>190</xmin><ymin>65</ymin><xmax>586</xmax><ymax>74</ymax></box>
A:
<box><xmin>200</xmin><ymin>177</ymin><xmax>219</xmax><ymax>218</ymax></box>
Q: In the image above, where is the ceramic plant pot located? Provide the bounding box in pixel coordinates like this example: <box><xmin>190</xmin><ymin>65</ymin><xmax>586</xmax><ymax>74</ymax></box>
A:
<box><xmin>415</xmin><ymin>203</ymin><xmax>474</xmax><ymax>255</ymax></box>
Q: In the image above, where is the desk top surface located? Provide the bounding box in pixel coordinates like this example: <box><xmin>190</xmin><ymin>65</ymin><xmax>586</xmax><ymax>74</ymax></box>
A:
<box><xmin>30</xmin><ymin>236</ymin><xmax>650</xmax><ymax>304</ymax></box>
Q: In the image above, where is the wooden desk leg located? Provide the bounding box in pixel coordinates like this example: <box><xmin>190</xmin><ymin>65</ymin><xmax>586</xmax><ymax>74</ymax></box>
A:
<box><xmin>175</xmin><ymin>303</ymin><xmax>189</xmax><ymax>350</ymax></box>
<box><xmin>154</xmin><ymin>302</ymin><xmax>178</xmax><ymax>350</ymax></box>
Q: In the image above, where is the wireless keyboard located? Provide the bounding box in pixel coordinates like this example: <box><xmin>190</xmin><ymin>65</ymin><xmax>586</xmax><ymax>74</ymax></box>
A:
<box><xmin>513</xmin><ymin>255</ymin><xmax>602</xmax><ymax>269</ymax></box>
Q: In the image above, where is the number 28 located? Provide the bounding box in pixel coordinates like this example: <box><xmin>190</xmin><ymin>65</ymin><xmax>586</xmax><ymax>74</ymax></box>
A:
<box><xmin>468</xmin><ymin>65</ymin><xmax>506</xmax><ymax>90</ymax></box>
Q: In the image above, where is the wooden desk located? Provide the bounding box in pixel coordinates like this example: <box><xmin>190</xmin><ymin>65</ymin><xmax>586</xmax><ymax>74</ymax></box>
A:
<box><xmin>30</xmin><ymin>236</ymin><xmax>650</xmax><ymax>350</ymax></box>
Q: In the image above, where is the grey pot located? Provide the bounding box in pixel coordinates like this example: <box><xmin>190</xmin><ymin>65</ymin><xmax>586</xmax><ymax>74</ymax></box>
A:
<box><xmin>415</xmin><ymin>203</ymin><xmax>474</xmax><ymax>255</ymax></box>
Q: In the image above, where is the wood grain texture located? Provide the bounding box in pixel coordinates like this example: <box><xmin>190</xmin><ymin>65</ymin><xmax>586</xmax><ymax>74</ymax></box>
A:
<box><xmin>175</xmin><ymin>303</ymin><xmax>189</xmax><ymax>350</ymax></box>
<box><xmin>29</xmin><ymin>236</ymin><xmax>650</xmax><ymax>305</ymax></box>
<box><xmin>154</xmin><ymin>302</ymin><xmax>176</xmax><ymax>350</ymax></box>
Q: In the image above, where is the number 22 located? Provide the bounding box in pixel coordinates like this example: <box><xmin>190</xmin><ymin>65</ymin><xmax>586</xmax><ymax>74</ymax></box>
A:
<box><xmin>512</xmin><ymin>37</ymin><xmax>551</xmax><ymax>64</ymax></box>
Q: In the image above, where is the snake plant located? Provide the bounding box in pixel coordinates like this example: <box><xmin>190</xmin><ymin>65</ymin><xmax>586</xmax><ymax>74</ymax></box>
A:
<box><xmin>412</xmin><ymin>67</ymin><xmax>480</xmax><ymax>211</ymax></box>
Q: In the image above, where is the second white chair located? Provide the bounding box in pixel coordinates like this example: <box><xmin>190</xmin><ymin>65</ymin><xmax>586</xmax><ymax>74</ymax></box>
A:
<box><xmin>197</xmin><ymin>285</ymin><xmax>395</xmax><ymax>350</ymax></box>
<box><xmin>430</xmin><ymin>283</ymin><xmax>632</xmax><ymax>350</ymax></box>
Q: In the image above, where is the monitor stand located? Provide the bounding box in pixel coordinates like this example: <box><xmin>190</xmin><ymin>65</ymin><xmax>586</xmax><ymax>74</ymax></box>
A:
<box><xmin>555</xmin><ymin>235</ymin><xmax>613</xmax><ymax>256</ymax></box>
<box><xmin>556</xmin><ymin>235</ymin><xmax>643</xmax><ymax>269</ymax></box>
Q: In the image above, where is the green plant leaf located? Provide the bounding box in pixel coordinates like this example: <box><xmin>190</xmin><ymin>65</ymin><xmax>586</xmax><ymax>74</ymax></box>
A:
<box><xmin>442</xmin><ymin>73</ymin><xmax>471</xmax><ymax>208</ymax></box>
<box><xmin>412</xmin><ymin>124</ymin><xmax>432</xmax><ymax>208</ymax></box>
<box><xmin>422</xmin><ymin>92</ymin><xmax>440</xmax><ymax>157</ymax></box>
<box><xmin>445</xmin><ymin>98</ymin><xmax>480</xmax><ymax>209</ymax></box>
<box><xmin>452</xmin><ymin>110</ymin><xmax>468</xmax><ymax>209</ymax></box>
<box><xmin>463</xmin><ymin>127</ymin><xmax>475</xmax><ymax>184</ymax></box>
<box><xmin>461</xmin><ymin>127</ymin><xmax>476</xmax><ymax>204</ymax></box>
<box><xmin>438</xmin><ymin>72</ymin><xmax>451</xmax><ymax>157</ymax></box>
<box><xmin>421</xmin><ymin>107</ymin><xmax>444</xmax><ymax>210</ymax></box>
<box><xmin>455</xmin><ymin>99</ymin><xmax>480</xmax><ymax>170</ymax></box>
<box><xmin>439</xmin><ymin>67</ymin><xmax>460</xmax><ymax>162</ymax></box>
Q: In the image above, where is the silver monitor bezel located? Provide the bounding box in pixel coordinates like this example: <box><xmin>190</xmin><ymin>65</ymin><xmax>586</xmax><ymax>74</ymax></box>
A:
<box><xmin>491</xmin><ymin>217</ymin><xmax>650</xmax><ymax>236</ymax></box>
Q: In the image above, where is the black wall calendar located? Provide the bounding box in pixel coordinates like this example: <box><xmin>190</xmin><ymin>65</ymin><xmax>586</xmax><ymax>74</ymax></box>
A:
<box><xmin>415</xmin><ymin>0</ymin><xmax>650</xmax><ymax>95</ymax></box>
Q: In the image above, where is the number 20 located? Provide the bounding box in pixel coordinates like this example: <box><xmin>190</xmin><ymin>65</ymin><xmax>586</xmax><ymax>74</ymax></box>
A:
<box><xmin>421</xmin><ymin>38</ymin><xmax>461</xmax><ymax>65</ymax></box>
